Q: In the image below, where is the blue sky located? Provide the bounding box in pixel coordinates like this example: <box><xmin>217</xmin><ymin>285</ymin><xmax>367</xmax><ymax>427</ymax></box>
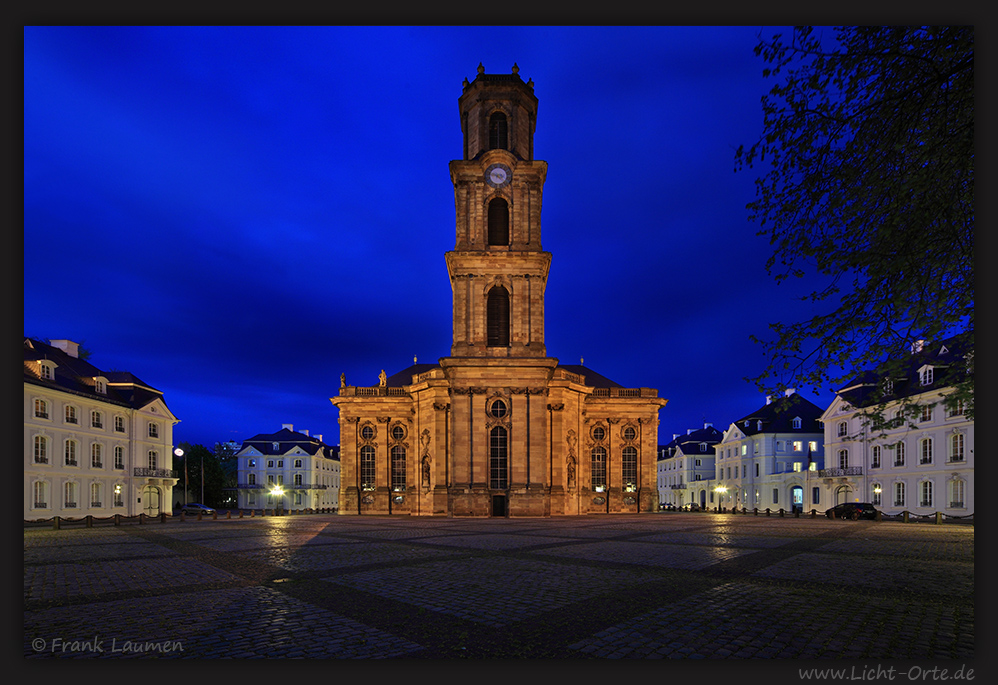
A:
<box><xmin>23</xmin><ymin>25</ymin><xmax>841</xmax><ymax>448</ymax></box>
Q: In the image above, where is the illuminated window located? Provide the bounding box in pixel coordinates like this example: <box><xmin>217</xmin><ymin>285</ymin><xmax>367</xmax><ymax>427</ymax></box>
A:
<box><xmin>872</xmin><ymin>483</ymin><xmax>882</xmax><ymax>506</ymax></box>
<box><xmin>622</xmin><ymin>446</ymin><xmax>637</xmax><ymax>491</ymax></box>
<box><xmin>114</xmin><ymin>416</ymin><xmax>125</xmax><ymax>432</ymax></box>
<box><xmin>91</xmin><ymin>411</ymin><xmax>103</xmax><ymax>429</ymax></box>
<box><xmin>34</xmin><ymin>399</ymin><xmax>49</xmax><ymax>419</ymax></box>
<box><xmin>114</xmin><ymin>484</ymin><xmax>124</xmax><ymax>507</ymax></box>
<box><xmin>65</xmin><ymin>440</ymin><xmax>78</xmax><ymax>466</ymax></box>
<box><xmin>894</xmin><ymin>482</ymin><xmax>906</xmax><ymax>506</ymax></box>
<box><xmin>65</xmin><ymin>405</ymin><xmax>78</xmax><ymax>424</ymax></box>
<box><xmin>148</xmin><ymin>422</ymin><xmax>159</xmax><ymax>438</ymax></box>
<box><xmin>591</xmin><ymin>446</ymin><xmax>607</xmax><ymax>492</ymax></box>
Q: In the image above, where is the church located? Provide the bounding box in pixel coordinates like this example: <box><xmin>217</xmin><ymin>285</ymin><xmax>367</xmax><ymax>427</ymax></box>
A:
<box><xmin>331</xmin><ymin>64</ymin><xmax>667</xmax><ymax>516</ymax></box>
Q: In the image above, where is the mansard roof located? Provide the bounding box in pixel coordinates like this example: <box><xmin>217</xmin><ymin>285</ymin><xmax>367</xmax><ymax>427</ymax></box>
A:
<box><xmin>733</xmin><ymin>392</ymin><xmax>824</xmax><ymax>435</ymax></box>
<box><xmin>239</xmin><ymin>427</ymin><xmax>338</xmax><ymax>459</ymax></box>
<box><xmin>23</xmin><ymin>336</ymin><xmax>169</xmax><ymax>411</ymax></box>
<box><xmin>556</xmin><ymin>364</ymin><xmax>624</xmax><ymax>389</ymax></box>
<box><xmin>385</xmin><ymin>363</ymin><xmax>442</xmax><ymax>387</ymax></box>
<box><xmin>835</xmin><ymin>336</ymin><xmax>972</xmax><ymax>408</ymax></box>
<box><xmin>659</xmin><ymin>424</ymin><xmax>723</xmax><ymax>459</ymax></box>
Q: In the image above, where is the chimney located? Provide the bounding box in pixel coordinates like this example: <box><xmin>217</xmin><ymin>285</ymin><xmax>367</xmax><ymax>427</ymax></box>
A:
<box><xmin>688</xmin><ymin>429</ymin><xmax>694</xmax><ymax>435</ymax></box>
<box><xmin>302</xmin><ymin>429</ymin><xmax>309</xmax><ymax>436</ymax></box>
<box><xmin>911</xmin><ymin>339</ymin><xmax>926</xmax><ymax>354</ymax></box>
<box><xmin>50</xmin><ymin>340</ymin><xmax>79</xmax><ymax>358</ymax></box>
<box><xmin>673</xmin><ymin>434</ymin><xmax>679</xmax><ymax>440</ymax></box>
<box><xmin>785</xmin><ymin>388</ymin><xmax>796</xmax><ymax>397</ymax></box>
<box><xmin>704</xmin><ymin>422</ymin><xmax>712</xmax><ymax>428</ymax></box>
<box><xmin>315</xmin><ymin>435</ymin><xmax>323</xmax><ymax>443</ymax></box>
<box><xmin>282</xmin><ymin>423</ymin><xmax>293</xmax><ymax>431</ymax></box>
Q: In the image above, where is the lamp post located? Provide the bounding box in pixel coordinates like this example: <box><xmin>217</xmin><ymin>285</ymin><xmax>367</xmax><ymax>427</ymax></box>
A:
<box><xmin>271</xmin><ymin>485</ymin><xmax>284</xmax><ymax>515</ymax></box>
<box><xmin>174</xmin><ymin>447</ymin><xmax>185</xmax><ymax>506</ymax></box>
<box><xmin>715</xmin><ymin>485</ymin><xmax>728</xmax><ymax>513</ymax></box>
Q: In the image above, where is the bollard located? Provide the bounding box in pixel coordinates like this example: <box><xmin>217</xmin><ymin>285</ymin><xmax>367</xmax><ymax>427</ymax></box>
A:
<box><xmin>114</xmin><ymin>513</ymin><xmax>121</xmax><ymax>526</ymax></box>
<box><xmin>779</xmin><ymin>508</ymin><xmax>785</xmax><ymax>517</ymax></box>
<box><xmin>139</xmin><ymin>513</ymin><xmax>145</xmax><ymax>525</ymax></box>
<box><xmin>250</xmin><ymin>509</ymin><xmax>255</xmax><ymax>517</ymax></box>
<box><xmin>811</xmin><ymin>508</ymin><xmax>817</xmax><ymax>518</ymax></box>
<box><xmin>239</xmin><ymin>510</ymin><xmax>244</xmax><ymax>518</ymax></box>
<box><xmin>902</xmin><ymin>511</ymin><xmax>909</xmax><ymax>523</ymax></box>
<box><xmin>794</xmin><ymin>509</ymin><xmax>800</xmax><ymax>518</ymax></box>
<box><xmin>212</xmin><ymin>510</ymin><xmax>218</xmax><ymax>520</ymax></box>
<box><xmin>53</xmin><ymin>516</ymin><xmax>60</xmax><ymax>530</ymax></box>
<box><xmin>875</xmin><ymin>510</ymin><xmax>882</xmax><ymax>522</ymax></box>
<box><xmin>765</xmin><ymin>508</ymin><xmax>771</xmax><ymax>517</ymax></box>
<box><xmin>197</xmin><ymin>512</ymin><xmax>202</xmax><ymax>521</ymax></box>
<box><xmin>754</xmin><ymin>507</ymin><xmax>758</xmax><ymax>516</ymax></box>
<box><xmin>86</xmin><ymin>515</ymin><xmax>93</xmax><ymax>528</ymax></box>
<box><xmin>226</xmin><ymin>510</ymin><xmax>231</xmax><ymax>519</ymax></box>
<box><xmin>161</xmin><ymin>512</ymin><xmax>167</xmax><ymax>523</ymax></box>
<box><xmin>935</xmin><ymin>512</ymin><xmax>943</xmax><ymax>525</ymax></box>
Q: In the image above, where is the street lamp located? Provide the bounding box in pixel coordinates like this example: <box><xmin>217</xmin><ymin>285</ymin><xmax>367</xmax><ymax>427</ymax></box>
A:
<box><xmin>715</xmin><ymin>485</ymin><xmax>728</xmax><ymax>513</ymax></box>
<box><xmin>270</xmin><ymin>485</ymin><xmax>284</xmax><ymax>515</ymax></box>
<box><xmin>174</xmin><ymin>447</ymin><xmax>185</xmax><ymax>505</ymax></box>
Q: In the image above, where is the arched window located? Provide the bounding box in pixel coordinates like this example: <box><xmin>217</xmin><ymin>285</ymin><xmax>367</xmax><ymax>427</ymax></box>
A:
<box><xmin>90</xmin><ymin>482</ymin><xmax>102</xmax><ymax>508</ymax></box>
<box><xmin>91</xmin><ymin>443</ymin><xmax>102</xmax><ymax>468</ymax></box>
<box><xmin>360</xmin><ymin>445</ymin><xmax>376</xmax><ymax>491</ymax></box>
<box><xmin>487</xmin><ymin>198</ymin><xmax>509</xmax><ymax>245</ymax></box>
<box><xmin>950</xmin><ymin>433</ymin><xmax>965</xmax><ymax>462</ymax></box>
<box><xmin>872</xmin><ymin>445</ymin><xmax>881</xmax><ymax>468</ymax></box>
<box><xmin>871</xmin><ymin>482</ymin><xmax>882</xmax><ymax>506</ymax></box>
<box><xmin>489</xmin><ymin>426</ymin><xmax>508</xmax><ymax>490</ymax></box>
<box><xmin>591</xmin><ymin>446</ymin><xmax>607</xmax><ymax>492</ymax></box>
<box><xmin>919</xmin><ymin>480</ymin><xmax>933</xmax><ymax>507</ymax></box>
<box><xmin>489</xmin><ymin>111</ymin><xmax>507</xmax><ymax>150</ymax></box>
<box><xmin>33</xmin><ymin>481</ymin><xmax>48</xmax><ymax>508</ymax></box>
<box><xmin>114</xmin><ymin>446</ymin><xmax>124</xmax><ymax>469</ymax></box>
<box><xmin>487</xmin><ymin>287</ymin><xmax>510</xmax><ymax>347</ymax></box>
<box><xmin>391</xmin><ymin>445</ymin><xmax>406</xmax><ymax>491</ymax></box>
<box><xmin>622</xmin><ymin>446</ymin><xmax>637</xmax><ymax>492</ymax></box>
<box><xmin>894</xmin><ymin>481</ymin><xmax>906</xmax><ymax>507</ymax></box>
<box><xmin>920</xmin><ymin>438</ymin><xmax>933</xmax><ymax>465</ymax></box>
<box><xmin>248</xmin><ymin>473</ymin><xmax>256</xmax><ymax>486</ymax></box>
<box><xmin>838</xmin><ymin>449</ymin><xmax>848</xmax><ymax>469</ymax></box>
<box><xmin>894</xmin><ymin>441</ymin><xmax>906</xmax><ymax>466</ymax></box>
<box><xmin>949</xmin><ymin>479</ymin><xmax>965</xmax><ymax>508</ymax></box>
<box><xmin>34</xmin><ymin>436</ymin><xmax>48</xmax><ymax>464</ymax></box>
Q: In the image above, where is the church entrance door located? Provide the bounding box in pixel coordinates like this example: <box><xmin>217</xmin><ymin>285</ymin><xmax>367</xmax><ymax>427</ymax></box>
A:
<box><xmin>491</xmin><ymin>494</ymin><xmax>507</xmax><ymax>517</ymax></box>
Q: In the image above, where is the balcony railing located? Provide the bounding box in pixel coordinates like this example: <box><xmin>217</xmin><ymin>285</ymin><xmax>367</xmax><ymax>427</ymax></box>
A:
<box><xmin>950</xmin><ymin>501</ymin><xmax>964</xmax><ymax>508</ymax></box>
<box><xmin>590</xmin><ymin>387</ymin><xmax>658</xmax><ymax>398</ymax></box>
<box><xmin>819</xmin><ymin>466</ymin><xmax>863</xmax><ymax>478</ymax></box>
<box><xmin>133</xmin><ymin>467</ymin><xmax>178</xmax><ymax>478</ymax></box>
<box><xmin>670</xmin><ymin>483</ymin><xmax>686</xmax><ymax>489</ymax></box>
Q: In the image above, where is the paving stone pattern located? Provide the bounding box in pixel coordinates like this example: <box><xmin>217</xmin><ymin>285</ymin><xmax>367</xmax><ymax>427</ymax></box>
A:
<box><xmin>23</xmin><ymin>514</ymin><xmax>974</xmax><ymax>659</ymax></box>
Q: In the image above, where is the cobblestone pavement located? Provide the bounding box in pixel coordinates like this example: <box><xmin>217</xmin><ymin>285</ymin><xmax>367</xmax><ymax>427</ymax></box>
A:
<box><xmin>23</xmin><ymin>513</ymin><xmax>975</xmax><ymax>663</ymax></box>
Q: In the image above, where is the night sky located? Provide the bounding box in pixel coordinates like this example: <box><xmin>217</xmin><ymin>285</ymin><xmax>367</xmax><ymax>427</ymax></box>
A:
<box><xmin>24</xmin><ymin>25</ymin><xmax>840</xmax><ymax>449</ymax></box>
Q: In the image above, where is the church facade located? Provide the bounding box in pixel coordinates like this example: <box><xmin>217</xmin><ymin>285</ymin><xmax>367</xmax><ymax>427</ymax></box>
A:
<box><xmin>331</xmin><ymin>65</ymin><xmax>667</xmax><ymax>516</ymax></box>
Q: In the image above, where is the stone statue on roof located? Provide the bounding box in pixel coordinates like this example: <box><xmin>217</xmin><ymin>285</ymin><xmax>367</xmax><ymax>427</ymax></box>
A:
<box><xmin>379</xmin><ymin>369</ymin><xmax>387</xmax><ymax>387</ymax></box>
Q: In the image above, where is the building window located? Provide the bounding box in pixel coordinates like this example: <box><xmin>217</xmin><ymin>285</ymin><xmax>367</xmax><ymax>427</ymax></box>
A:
<box><xmin>872</xmin><ymin>445</ymin><xmax>881</xmax><ymax>468</ymax></box>
<box><xmin>293</xmin><ymin>473</ymin><xmax>303</xmax><ymax>486</ymax></box>
<box><xmin>894</xmin><ymin>442</ymin><xmax>906</xmax><ymax>467</ymax></box>
<box><xmin>360</xmin><ymin>446</ymin><xmax>376</xmax><ymax>491</ymax></box>
<box><xmin>114</xmin><ymin>446</ymin><xmax>124</xmax><ymax>469</ymax></box>
<box><xmin>793</xmin><ymin>417</ymin><xmax>802</xmax><ymax>429</ymax></box>
<box><xmin>894</xmin><ymin>482</ymin><xmax>906</xmax><ymax>507</ymax></box>
<box><xmin>113</xmin><ymin>484</ymin><xmax>124</xmax><ymax>507</ymax></box>
<box><xmin>272</xmin><ymin>442</ymin><xmax>280</xmax><ymax>452</ymax></box>
<box><xmin>277</xmin><ymin>460</ymin><xmax>283</xmax><ymax>468</ymax></box>
<box><xmin>622</xmin><ymin>446</ymin><xmax>637</xmax><ymax>492</ymax></box>
<box><xmin>267</xmin><ymin>460</ymin><xmax>274</xmax><ymax>468</ymax></box>
<box><xmin>592</xmin><ymin>425</ymin><xmax>606</xmax><ymax>442</ymax></box>
<box><xmin>809</xmin><ymin>441</ymin><xmax>818</xmax><ymax>453</ymax></box>
<box><xmin>837</xmin><ymin>449</ymin><xmax>848</xmax><ymax>469</ymax></box>
<box><xmin>488</xmin><ymin>198</ymin><xmax>509</xmax><ymax>246</ymax></box>
<box><xmin>755</xmin><ymin>462</ymin><xmax>760</xmax><ymax>477</ymax></box>
<box><xmin>837</xmin><ymin>421</ymin><xmax>848</xmax><ymax>437</ymax></box>
<box><xmin>946</xmin><ymin>398</ymin><xmax>965</xmax><ymax>418</ymax></box>
<box><xmin>294</xmin><ymin>459</ymin><xmax>303</xmax><ymax>468</ymax></box>
<box><xmin>950</xmin><ymin>433</ymin><xmax>965</xmax><ymax>462</ymax></box>
<box><xmin>65</xmin><ymin>440</ymin><xmax>78</xmax><ymax>466</ymax></box>
<box><xmin>90</xmin><ymin>483</ymin><xmax>102</xmax><ymax>508</ymax></box>
<box><xmin>390</xmin><ymin>445</ymin><xmax>406</xmax><ymax>491</ymax></box>
<box><xmin>248</xmin><ymin>459</ymin><xmax>256</xmax><ymax>468</ymax></box>
<box><xmin>95</xmin><ymin>378</ymin><xmax>106</xmax><ymax>393</ymax></box>
<box><xmin>920</xmin><ymin>405</ymin><xmax>932</xmax><ymax>423</ymax></box>
<box><xmin>267</xmin><ymin>475</ymin><xmax>275</xmax><ymax>486</ymax></box>
<box><xmin>91</xmin><ymin>443</ymin><xmax>102</xmax><ymax>468</ymax></box>
<box><xmin>920</xmin><ymin>367</ymin><xmax>934</xmax><ymax>386</ymax></box>
<box><xmin>489</xmin><ymin>399</ymin><xmax>508</xmax><ymax>419</ymax></box>
<box><xmin>623</xmin><ymin>426</ymin><xmax>637</xmax><ymax>441</ymax></box>
<box><xmin>591</xmin><ymin>446</ymin><xmax>607</xmax><ymax>492</ymax></box>
<box><xmin>65</xmin><ymin>405</ymin><xmax>78</xmax><ymax>424</ymax></box>
<box><xmin>872</xmin><ymin>483</ymin><xmax>882</xmax><ymax>506</ymax></box>
<box><xmin>148</xmin><ymin>450</ymin><xmax>158</xmax><ymax>469</ymax></box>
<box><xmin>920</xmin><ymin>438</ymin><xmax>933</xmax><ymax>465</ymax></box>
<box><xmin>248</xmin><ymin>473</ymin><xmax>256</xmax><ymax>486</ymax></box>
<box><xmin>148</xmin><ymin>422</ymin><xmax>159</xmax><ymax>438</ymax></box>
<box><xmin>114</xmin><ymin>416</ymin><xmax>125</xmax><ymax>433</ymax></box>
<box><xmin>486</xmin><ymin>286</ymin><xmax>510</xmax><ymax>347</ymax></box>
<box><xmin>949</xmin><ymin>479</ymin><xmax>965</xmax><ymax>508</ymax></box>
<box><xmin>793</xmin><ymin>462</ymin><xmax>802</xmax><ymax>472</ymax></box>
<box><xmin>812</xmin><ymin>487</ymin><xmax>820</xmax><ymax>505</ymax></box>
<box><xmin>40</xmin><ymin>362</ymin><xmax>53</xmax><ymax>380</ymax></box>
<box><xmin>361</xmin><ymin>424</ymin><xmax>375</xmax><ymax>440</ymax></box>
<box><xmin>91</xmin><ymin>411</ymin><xmax>103</xmax><ymax>429</ymax></box>
<box><xmin>773</xmin><ymin>488</ymin><xmax>779</xmax><ymax>504</ymax></box>
<box><xmin>919</xmin><ymin>481</ymin><xmax>933</xmax><ymax>507</ymax></box>
<box><xmin>34</xmin><ymin>436</ymin><xmax>49</xmax><ymax>464</ymax></box>
<box><xmin>488</xmin><ymin>111</ymin><xmax>508</xmax><ymax>150</ymax></box>
<box><xmin>793</xmin><ymin>441</ymin><xmax>802</xmax><ymax>452</ymax></box>
<box><xmin>34</xmin><ymin>399</ymin><xmax>49</xmax><ymax>419</ymax></box>
<box><xmin>489</xmin><ymin>426</ymin><xmax>508</xmax><ymax>490</ymax></box>
<box><xmin>33</xmin><ymin>481</ymin><xmax>48</xmax><ymax>509</ymax></box>
<box><xmin>64</xmin><ymin>482</ymin><xmax>77</xmax><ymax>509</ymax></box>
<box><xmin>391</xmin><ymin>424</ymin><xmax>406</xmax><ymax>441</ymax></box>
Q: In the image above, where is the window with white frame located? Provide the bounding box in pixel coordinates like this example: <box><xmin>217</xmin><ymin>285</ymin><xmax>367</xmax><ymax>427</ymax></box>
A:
<box><xmin>34</xmin><ymin>399</ymin><xmax>49</xmax><ymax>419</ymax></box>
<box><xmin>91</xmin><ymin>443</ymin><xmax>102</xmax><ymax>468</ymax></box>
<box><xmin>64</xmin><ymin>482</ymin><xmax>77</xmax><ymax>508</ymax></box>
<box><xmin>114</xmin><ymin>446</ymin><xmax>124</xmax><ymax>469</ymax></box>
<box><xmin>95</xmin><ymin>378</ymin><xmax>106</xmax><ymax>393</ymax></box>
<box><xmin>872</xmin><ymin>483</ymin><xmax>882</xmax><ymax>506</ymax></box>
<box><xmin>34</xmin><ymin>436</ymin><xmax>48</xmax><ymax>464</ymax></box>
<box><xmin>809</xmin><ymin>440</ymin><xmax>818</xmax><ymax>453</ymax></box>
<box><xmin>920</xmin><ymin>438</ymin><xmax>933</xmax><ymax>465</ymax></box>
<box><xmin>148</xmin><ymin>422</ymin><xmax>159</xmax><ymax>438</ymax></box>
<box><xmin>946</xmin><ymin>398</ymin><xmax>965</xmax><ymax>418</ymax></box>
<box><xmin>248</xmin><ymin>473</ymin><xmax>256</xmax><ymax>485</ymax></box>
<box><xmin>40</xmin><ymin>362</ymin><xmax>54</xmax><ymax>380</ymax></box>
<box><xmin>837</xmin><ymin>421</ymin><xmax>848</xmax><ymax>437</ymax></box>
<box><xmin>148</xmin><ymin>450</ymin><xmax>158</xmax><ymax>469</ymax></box>
<box><xmin>267</xmin><ymin>460</ymin><xmax>274</xmax><ymax>468</ymax></box>
<box><xmin>741</xmin><ymin>445</ymin><xmax>747</xmax><ymax>456</ymax></box>
<box><xmin>294</xmin><ymin>459</ymin><xmax>303</xmax><ymax>468</ymax></box>
<box><xmin>920</xmin><ymin>405</ymin><xmax>932</xmax><ymax>423</ymax></box>
<box><xmin>793</xmin><ymin>417</ymin><xmax>802</xmax><ymax>429</ymax></box>
<box><xmin>90</xmin><ymin>483</ymin><xmax>102</xmax><ymax>508</ymax></box>
<box><xmin>872</xmin><ymin>445</ymin><xmax>882</xmax><ymax>468</ymax></box>
<box><xmin>113</xmin><ymin>484</ymin><xmax>124</xmax><ymax>507</ymax></box>
<box><xmin>91</xmin><ymin>410</ymin><xmax>103</xmax><ymax>429</ymax></box>
<box><xmin>65</xmin><ymin>440</ymin><xmax>78</xmax><ymax>466</ymax></box>
<box><xmin>277</xmin><ymin>460</ymin><xmax>283</xmax><ymax>467</ymax></box>
<box><xmin>894</xmin><ymin>441</ymin><xmax>906</xmax><ymax>466</ymax></box>
<box><xmin>950</xmin><ymin>433</ymin><xmax>965</xmax><ymax>462</ymax></box>
<box><xmin>793</xmin><ymin>441</ymin><xmax>802</xmax><ymax>452</ymax></box>
<box><xmin>838</xmin><ymin>449</ymin><xmax>849</xmax><ymax>469</ymax></box>
<box><xmin>894</xmin><ymin>482</ymin><xmax>906</xmax><ymax>507</ymax></box>
<box><xmin>293</xmin><ymin>473</ymin><xmax>303</xmax><ymax>486</ymax></box>
<box><xmin>65</xmin><ymin>405</ymin><xmax>78</xmax><ymax>424</ymax></box>
<box><xmin>949</xmin><ymin>479</ymin><xmax>965</xmax><ymax>508</ymax></box>
<box><xmin>33</xmin><ymin>481</ymin><xmax>48</xmax><ymax>508</ymax></box>
<box><xmin>919</xmin><ymin>480</ymin><xmax>933</xmax><ymax>507</ymax></box>
<box><xmin>793</xmin><ymin>462</ymin><xmax>802</xmax><ymax>472</ymax></box>
<box><xmin>920</xmin><ymin>366</ymin><xmax>934</xmax><ymax>386</ymax></box>
<box><xmin>773</xmin><ymin>488</ymin><xmax>779</xmax><ymax>504</ymax></box>
<box><xmin>115</xmin><ymin>416</ymin><xmax>125</xmax><ymax>433</ymax></box>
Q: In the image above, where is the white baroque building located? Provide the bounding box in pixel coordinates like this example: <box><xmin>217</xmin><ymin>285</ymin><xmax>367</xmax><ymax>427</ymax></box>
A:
<box><xmin>820</xmin><ymin>339</ymin><xmax>974</xmax><ymax>517</ymax></box>
<box><xmin>657</xmin><ymin>423</ymin><xmax>722</xmax><ymax>508</ymax></box>
<box><xmin>235</xmin><ymin>425</ymin><xmax>340</xmax><ymax>511</ymax></box>
<box><xmin>24</xmin><ymin>337</ymin><xmax>179</xmax><ymax>520</ymax></box>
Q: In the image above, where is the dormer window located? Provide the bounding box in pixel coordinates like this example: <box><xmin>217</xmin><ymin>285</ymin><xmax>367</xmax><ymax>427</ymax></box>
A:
<box><xmin>882</xmin><ymin>378</ymin><xmax>894</xmax><ymax>396</ymax></box>
<box><xmin>40</xmin><ymin>361</ymin><xmax>55</xmax><ymax>380</ymax></box>
<box><xmin>743</xmin><ymin>420</ymin><xmax>750</xmax><ymax>428</ymax></box>
<box><xmin>700</xmin><ymin>443</ymin><xmax>707</xmax><ymax>452</ymax></box>
<box><xmin>756</xmin><ymin>420</ymin><xmax>762</xmax><ymax>431</ymax></box>
<box><xmin>272</xmin><ymin>442</ymin><xmax>280</xmax><ymax>452</ymax></box>
<box><xmin>919</xmin><ymin>366</ymin><xmax>934</xmax><ymax>386</ymax></box>
<box><xmin>792</xmin><ymin>417</ymin><xmax>802</xmax><ymax>429</ymax></box>
<box><xmin>94</xmin><ymin>377</ymin><xmax>106</xmax><ymax>394</ymax></box>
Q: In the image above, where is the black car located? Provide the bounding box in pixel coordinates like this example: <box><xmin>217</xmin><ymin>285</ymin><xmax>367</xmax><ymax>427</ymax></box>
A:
<box><xmin>825</xmin><ymin>502</ymin><xmax>878</xmax><ymax>520</ymax></box>
<box><xmin>181</xmin><ymin>503</ymin><xmax>216</xmax><ymax>515</ymax></box>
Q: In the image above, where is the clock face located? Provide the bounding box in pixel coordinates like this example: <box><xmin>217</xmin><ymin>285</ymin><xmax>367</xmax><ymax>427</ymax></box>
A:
<box><xmin>485</xmin><ymin>163</ymin><xmax>511</xmax><ymax>188</ymax></box>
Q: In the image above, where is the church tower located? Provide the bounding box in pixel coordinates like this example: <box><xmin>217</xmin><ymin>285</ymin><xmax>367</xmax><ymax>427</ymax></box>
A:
<box><xmin>332</xmin><ymin>65</ymin><xmax>667</xmax><ymax>518</ymax></box>
<box><xmin>446</xmin><ymin>63</ymin><xmax>550</xmax><ymax>357</ymax></box>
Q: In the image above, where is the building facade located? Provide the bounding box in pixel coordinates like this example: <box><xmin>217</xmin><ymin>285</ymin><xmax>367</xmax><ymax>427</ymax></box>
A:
<box><xmin>234</xmin><ymin>425</ymin><xmax>340</xmax><ymax>511</ymax></box>
<box><xmin>657</xmin><ymin>423</ymin><xmax>722</xmax><ymax>508</ymax></box>
<box><xmin>820</xmin><ymin>339</ymin><xmax>974</xmax><ymax>517</ymax></box>
<box><xmin>332</xmin><ymin>65</ymin><xmax>667</xmax><ymax>516</ymax></box>
<box><xmin>24</xmin><ymin>337</ymin><xmax>179</xmax><ymax>520</ymax></box>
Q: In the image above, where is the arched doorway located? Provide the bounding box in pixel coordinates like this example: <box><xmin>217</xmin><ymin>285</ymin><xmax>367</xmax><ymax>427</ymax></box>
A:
<box><xmin>835</xmin><ymin>484</ymin><xmax>853</xmax><ymax>505</ymax></box>
<box><xmin>791</xmin><ymin>485</ymin><xmax>804</xmax><ymax>513</ymax></box>
<box><xmin>699</xmin><ymin>489</ymin><xmax>707</xmax><ymax>509</ymax></box>
<box><xmin>142</xmin><ymin>486</ymin><xmax>161</xmax><ymax>516</ymax></box>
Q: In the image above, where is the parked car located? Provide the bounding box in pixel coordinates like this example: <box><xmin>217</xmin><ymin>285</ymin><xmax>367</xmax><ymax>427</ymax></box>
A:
<box><xmin>181</xmin><ymin>503</ymin><xmax>216</xmax><ymax>515</ymax></box>
<box><xmin>825</xmin><ymin>502</ymin><xmax>878</xmax><ymax>520</ymax></box>
<box><xmin>680</xmin><ymin>502</ymin><xmax>701</xmax><ymax>512</ymax></box>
